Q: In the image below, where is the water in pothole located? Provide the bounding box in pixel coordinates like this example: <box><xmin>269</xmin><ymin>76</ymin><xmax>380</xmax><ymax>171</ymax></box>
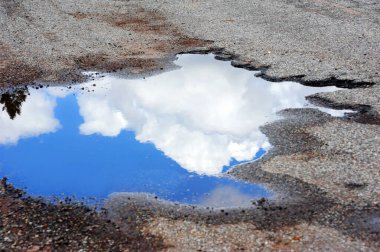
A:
<box><xmin>0</xmin><ymin>54</ymin><xmax>351</xmax><ymax>207</ymax></box>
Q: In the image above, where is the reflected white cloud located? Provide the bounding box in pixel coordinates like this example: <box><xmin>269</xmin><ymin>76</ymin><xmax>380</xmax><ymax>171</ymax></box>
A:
<box><xmin>199</xmin><ymin>186</ymin><xmax>255</xmax><ymax>208</ymax></box>
<box><xmin>0</xmin><ymin>54</ymin><xmax>343</xmax><ymax>175</ymax></box>
<box><xmin>71</xmin><ymin>54</ymin><xmax>340</xmax><ymax>175</ymax></box>
<box><xmin>0</xmin><ymin>89</ymin><xmax>60</xmax><ymax>145</ymax></box>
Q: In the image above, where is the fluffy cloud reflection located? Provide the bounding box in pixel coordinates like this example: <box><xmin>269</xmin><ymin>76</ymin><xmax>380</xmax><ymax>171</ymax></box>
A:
<box><xmin>0</xmin><ymin>54</ymin><xmax>341</xmax><ymax>175</ymax></box>
<box><xmin>73</xmin><ymin>54</ymin><xmax>338</xmax><ymax>175</ymax></box>
<box><xmin>199</xmin><ymin>186</ymin><xmax>256</xmax><ymax>208</ymax></box>
<box><xmin>0</xmin><ymin>89</ymin><xmax>60</xmax><ymax>144</ymax></box>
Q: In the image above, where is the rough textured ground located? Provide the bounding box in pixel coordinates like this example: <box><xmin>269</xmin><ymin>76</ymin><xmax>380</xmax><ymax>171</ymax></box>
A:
<box><xmin>0</xmin><ymin>0</ymin><xmax>379</xmax><ymax>251</ymax></box>
<box><xmin>0</xmin><ymin>0</ymin><xmax>209</xmax><ymax>88</ymax></box>
<box><xmin>145</xmin><ymin>219</ymin><xmax>372</xmax><ymax>251</ymax></box>
<box><xmin>137</xmin><ymin>0</ymin><xmax>380</xmax><ymax>84</ymax></box>
<box><xmin>0</xmin><ymin>179</ymin><xmax>166</xmax><ymax>251</ymax></box>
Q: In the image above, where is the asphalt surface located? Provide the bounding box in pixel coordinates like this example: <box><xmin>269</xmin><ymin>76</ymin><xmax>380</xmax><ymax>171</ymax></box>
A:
<box><xmin>0</xmin><ymin>0</ymin><xmax>379</xmax><ymax>251</ymax></box>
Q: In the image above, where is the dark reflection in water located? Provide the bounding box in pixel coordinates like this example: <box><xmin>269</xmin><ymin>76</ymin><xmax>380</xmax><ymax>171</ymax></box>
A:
<box><xmin>0</xmin><ymin>89</ymin><xmax>28</xmax><ymax>120</ymax></box>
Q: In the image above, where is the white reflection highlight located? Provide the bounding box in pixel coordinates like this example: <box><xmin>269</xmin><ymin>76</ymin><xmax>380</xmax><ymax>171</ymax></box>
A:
<box><xmin>0</xmin><ymin>89</ymin><xmax>60</xmax><ymax>145</ymax></box>
<box><xmin>71</xmin><ymin>54</ymin><xmax>340</xmax><ymax>175</ymax></box>
<box><xmin>199</xmin><ymin>186</ymin><xmax>255</xmax><ymax>208</ymax></box>
<box><xmin>0</xmin><ymin>54</ymin><xmax>345</xmax><ymax>175</ymax></box>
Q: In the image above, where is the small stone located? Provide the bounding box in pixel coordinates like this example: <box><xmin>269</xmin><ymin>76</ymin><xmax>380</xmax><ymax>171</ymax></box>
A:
<box><xmin>4</xmin><ymin>236</ymin><xmax>13</xmax><ymax>242</ymax></box>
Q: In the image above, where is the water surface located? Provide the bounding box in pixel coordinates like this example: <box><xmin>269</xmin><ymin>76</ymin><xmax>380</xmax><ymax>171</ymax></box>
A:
<box><xmin>0</xmin><ymin>54</ymin><xmax>349</xmax><ymax>207</ymax></box>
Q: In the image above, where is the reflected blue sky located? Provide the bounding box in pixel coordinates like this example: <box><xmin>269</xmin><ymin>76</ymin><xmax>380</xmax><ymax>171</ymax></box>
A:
<box><xmin>0</xmin><ymin>94</ymin><xmax>270</xmax><ymax>205</ymax></box>
<box><xmin>0</xmin><ymin>54</ymin><xmax>349</xmax><ymax>206</ymax></box>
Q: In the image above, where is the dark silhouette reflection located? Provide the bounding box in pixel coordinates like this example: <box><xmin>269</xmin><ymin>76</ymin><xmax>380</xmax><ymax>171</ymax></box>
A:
<box><xmin>0</xmin><ymin>89</ymin><xmax>28</xmax><ymax>120</ymax></box>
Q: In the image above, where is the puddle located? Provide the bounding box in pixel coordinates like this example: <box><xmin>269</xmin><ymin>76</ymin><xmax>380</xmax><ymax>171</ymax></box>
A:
<box><xmin>0</xmin><ymin>54</ymin><xmax>349</xmax><ymax>207</ymax></box>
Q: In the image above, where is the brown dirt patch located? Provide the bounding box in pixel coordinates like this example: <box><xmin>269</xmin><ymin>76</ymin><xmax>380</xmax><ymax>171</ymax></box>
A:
<box><xmin>0</xmin><ymin>62</ymin><xmax>42</xmax><ymax>88</ymax></box>
<box><xmin>1</xmin><ymin>6</ymin><xmax>212</xmax><ymax>88</ymax></box>
<box><xmin>68</xmin><ymin>9</ymin><xmax>172</xmax><ymax>36</ymax></box>
<box><xmin>75</xmin><ymin>54</ymin><xmax>158</xmax><ymax>73</ymax></box>
<box><xmin>0</xmin><ymin>42</ymin><xmax>14</xmax><ymax>68</ymax></box>
<box><xmin>64</xmin><ymin>8</ymin><xmax>212</xmax><ymax>79</ymax></box>
<box><xmin>0</xmin><ymin>43</ymin><xmax>42</xmax><ymax>87</ymax></box>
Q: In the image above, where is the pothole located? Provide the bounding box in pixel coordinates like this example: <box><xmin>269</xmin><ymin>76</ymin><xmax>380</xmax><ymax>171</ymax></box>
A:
<box><xmin>0</xmin><ymin>54</ymin><xmax>352</xmax><ymax>208</ymax></box>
